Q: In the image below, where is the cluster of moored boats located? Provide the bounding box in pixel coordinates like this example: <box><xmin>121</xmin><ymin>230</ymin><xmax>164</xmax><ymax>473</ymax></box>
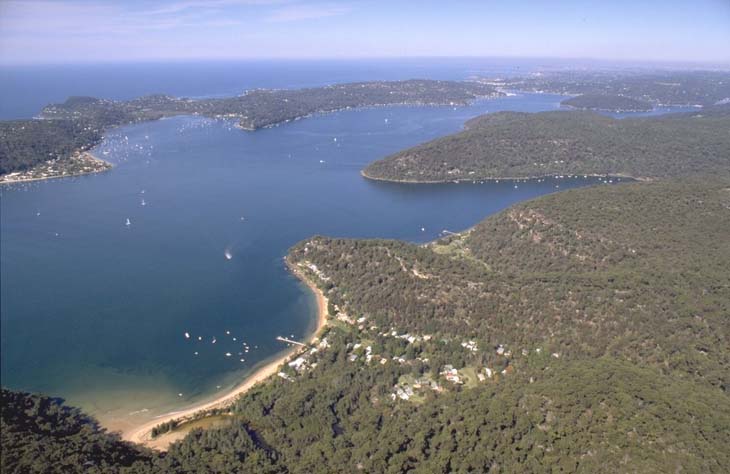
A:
<box><xmin>184</xmin><ymin>329</ymin><xmax>257</xmax><ymax>363</ymax></box>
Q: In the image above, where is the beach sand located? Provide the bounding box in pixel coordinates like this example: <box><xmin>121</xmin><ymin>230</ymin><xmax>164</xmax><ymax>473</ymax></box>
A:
<box><xmin>122</xmin><ymin>261</ymin><xmax>328</xmax><ymax>450</ymax></box>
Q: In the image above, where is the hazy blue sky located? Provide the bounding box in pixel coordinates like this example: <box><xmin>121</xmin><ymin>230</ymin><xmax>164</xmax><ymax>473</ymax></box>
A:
<box><xmin>1</xmin><ymin>0</ymin><xmax>728</xmax><ymax>64</ymax></box>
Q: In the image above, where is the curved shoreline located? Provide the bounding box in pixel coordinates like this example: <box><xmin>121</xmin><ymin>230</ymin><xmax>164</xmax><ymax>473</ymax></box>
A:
<box><xmin>122</xmin><ymin>261</ymin><xmax>329</xmax><ymax>450</ymax></box>
<box><xmin>0</xmin><ymin>152</ymin><xmax>113</xmax><ymax>185</ymax></box>
<box><xmin>360</xmin><ymin>169</ymin><xmax>650</xmax><ymax>184</ymax></box>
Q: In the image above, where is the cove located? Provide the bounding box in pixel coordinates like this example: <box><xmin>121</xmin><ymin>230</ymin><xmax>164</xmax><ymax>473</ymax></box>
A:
<box><xmin>1</xmin><ymin>92</ymin><xmax>625</xmax><ymax>431</ymax></box>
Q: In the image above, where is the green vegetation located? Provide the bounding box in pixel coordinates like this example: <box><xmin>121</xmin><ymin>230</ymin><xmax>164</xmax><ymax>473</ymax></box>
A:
<box><xmin>363</xmin><ymin>108</ymin><xmax>730</xmax><ymax>182</ymax></box>
<box><xmin>150</xmin><ymin>420</ymin><xmax>179</xmax><ymax>438</ymax></box>
<box><xmin>39</xmin><ymin>80</ymin><xmax>500</xmax><ymax>131</ymax></box>
<box><xmin>5</xmin><ymin>176</ymin><xmax>728</xmax><ymax>472</ymax></box>
<box><xmin>290</xmin><ymin>179</ymin><xmax>730</xmax><ymax>389</ymax></box>
<box><xmin>561</xmin><ymin>94</ymin><xmax>653</xmax><ymax>111</ymax></box>
<box><xmin>3</xmin><ymin>73</ymin><xmax>730</xmax><ymax>472</ymax></box>
<box><xmin>487</xmin><ymin>70</ymin><xmax>730</xmax><ymax>106</ymax></box>
<box><xmin>0</xmin><ymin>119</ymin><xmax>104</xmax><ymax>175</ymax></box>
<box><xmin>0</xmin><ymin>80</ymin><xmax>499</xmax><ymax>176</ymax></box>
<box><xmin>0</xmin><ymin>389</ymin><xmax>154</xmax><ymax>473</ymax></box>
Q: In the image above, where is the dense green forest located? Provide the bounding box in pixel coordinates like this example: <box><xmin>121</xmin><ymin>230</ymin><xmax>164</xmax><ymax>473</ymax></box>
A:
<box><xmin>363</xmin><ymin>107</ymin><xmax>730</xmax><ymax>182</ymax></box>
<box><xmin>3</xmin><ymin>71</ymin><xmax>729</xmax><ymax>472</ymax></box>
<box><xmin>4</xmin><ymin>177</ymin><xmax>729</xmax><ymax>472</ymax></box>
<box><xmin>38</xmin><ymin>80</ymin><xmax>500</xmax><ymax>132</ymax></box>
<box><xmin>0</xmin><ymin>389</ymin><xmax>154</xmax><ymax>473</ymax></box>
<box><xmin>0</xmin><ymin>80</ymin><xmax>498</xmax><ymax>175</ymax></box>
<box><xmin>487</xmin><ymin>70</ymin><xmax>730</xmax><ymax>106</ymax></box>
<box><xmin>560</xmin><ymin>94</ymin><xmax>653</xmax><ymax>111</ymax></box>
<box><xmin>0</xmin><ymin>119</ymin><xmax>104</xmax><ymax>174</ymax></box>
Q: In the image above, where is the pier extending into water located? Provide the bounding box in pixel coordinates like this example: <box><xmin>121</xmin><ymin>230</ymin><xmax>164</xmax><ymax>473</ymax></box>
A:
<box><xmin>276</xmin><ymin>336</ymin><xmax>308</xmax><ymax>347</ymax></box>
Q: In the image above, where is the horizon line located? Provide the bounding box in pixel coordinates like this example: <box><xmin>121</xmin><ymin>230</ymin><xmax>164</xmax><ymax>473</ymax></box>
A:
<box><xmin>2</xmin><ymin>55</ymin><xmax>730</xmax><ymax>69</ymax></box>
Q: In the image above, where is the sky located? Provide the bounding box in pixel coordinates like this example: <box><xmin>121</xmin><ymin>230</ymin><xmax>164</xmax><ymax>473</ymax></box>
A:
<box><xmin>0</xmin><ymin>0</ymin><xmax>729</xmax><ymax>65</ymax></box>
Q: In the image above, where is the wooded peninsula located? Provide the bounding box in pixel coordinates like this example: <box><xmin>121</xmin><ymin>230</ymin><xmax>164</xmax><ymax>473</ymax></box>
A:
<box><xmin>363</xmin><ymin>106</ymin><xmax>730</xmax><ymax>182</ymax></box>
<box><xmin>0</xmin><ymin>80</ymin><xmax>500</xmax><ymax>178</ymax></box>
<box><xmin>4</xmin><ymin>175</ymin><xmax>729</xmax><ymax>473</ymax></box>
<box><xmin>481</xmin><ymin>69</ymin><xmax>730</xmax><ymax>106</ymax></box>
<box><xmin>2</xmin><ymin>70</ymin><xmax>730</xmax><ymax>473</ymax></box>
<box><xmin>560</xmin><ymin>94</ymin><xmax>653</xmax><ymax>112</ymax></box>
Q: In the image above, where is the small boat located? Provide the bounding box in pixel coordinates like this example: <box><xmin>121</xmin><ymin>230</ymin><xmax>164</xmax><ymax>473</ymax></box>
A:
<box><xmin>125</xmin><ymin>218</ymin><xmax>131</xmax><ymax>226</ymax></box>
<box><xmin>224</xmin><ymin>249</ymin><xmax>233</xmax><ymax>260</ymax></box>
<box><xmin>184</xmin><ymin>332</ymin><xmax>190</xmax><ymax>339</ymax></box>
<box><xmin>141</xmin><ymin>199</ymin><xmax>146</xmax><ymax>206</ymax></box>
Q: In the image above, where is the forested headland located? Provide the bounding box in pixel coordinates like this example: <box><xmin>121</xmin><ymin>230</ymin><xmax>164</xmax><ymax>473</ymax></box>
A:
<box><xmin>4</xmin><ymin>176</ymin><xmax>729</xmax><ymax>473</ymax></box>
<box><xmin>560</xmin><ymin>94</ymin><xmax>653</xmax><ymax>111</ymax></box>
<box><xmin>362</xmin><ymin>106</ymin><xmax>730</xmax><ymax>182</ymax></box>
<box><xmin>0</xmin><ymin>80</ymin><xmax>499</xmax><ymax>178</ymax></box>
<box><xmin>3</xmin><ymin>71</ymin><xmax>730</xmax><ymax>473</ymax></box>
<box><xmin>482</xmin><ymin>70</ymin><xmax>730</xmax><ymax>107</ymax></box>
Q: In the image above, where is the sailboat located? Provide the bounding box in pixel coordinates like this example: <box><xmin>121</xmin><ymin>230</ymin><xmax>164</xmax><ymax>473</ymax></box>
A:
<box><xmin>125</xmin><ymin>218</ymin><xmax>131</xmax><ymax>226</ymax></box>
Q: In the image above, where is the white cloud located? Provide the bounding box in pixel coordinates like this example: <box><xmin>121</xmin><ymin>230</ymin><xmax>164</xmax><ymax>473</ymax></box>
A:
<box><xmin>267</xmin><ymin>3</ymin><xmax>351</xmax><ymax>22</ymax></box>
<box><xmin>141</xmin><ymin>0</ymin><xmax>288</xmax><ymax>16</ymax></box>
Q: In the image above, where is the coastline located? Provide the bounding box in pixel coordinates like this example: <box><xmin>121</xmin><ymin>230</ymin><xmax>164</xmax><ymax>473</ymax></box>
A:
<box><xmin>0</xmin><ymin>152</ymin><xmax>112</xmax><ymax>185</ymax></box>
<box><xmin>235</xmin><ymin>94</ymin><xmax>503</xmax><ymax>132</ymax></box>
<box><xmin>360</xmin><ymin>169</ymin><xmax>650</xmax><ymax>184</ymax></box>
<box><xmin>122</xmin><ymin>259</ymin><xmax>329</xmax><ymax>450</ymax></box>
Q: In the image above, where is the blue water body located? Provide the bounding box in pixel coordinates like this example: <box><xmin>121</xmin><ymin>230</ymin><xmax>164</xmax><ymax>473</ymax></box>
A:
<box><xmin>0</xmin><ymin>61</ymin><xmax>665</xmax><ymax>429</ymax></box>
<box><xmin>0</xmin><ymin>58</ymin><xmax>560</xmax><ymax>120</ymax></box>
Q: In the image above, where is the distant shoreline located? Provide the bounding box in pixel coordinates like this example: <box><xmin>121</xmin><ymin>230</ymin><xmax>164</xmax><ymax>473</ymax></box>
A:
<box><xmin>122</xmin><ymin>259</ymin><xmax>329</xmax><ymax>450</ymax></box>
<box><xmin>360</xmin><ymin>169</ymin><xmax>650</xmax><ymax>184</ymax></box>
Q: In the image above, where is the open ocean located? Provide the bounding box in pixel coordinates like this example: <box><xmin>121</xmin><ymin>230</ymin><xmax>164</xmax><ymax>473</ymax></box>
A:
<box><xmin>0</xmin><ymin>60</ymin><xmax>687</xmax><ymax>429</ymax></box>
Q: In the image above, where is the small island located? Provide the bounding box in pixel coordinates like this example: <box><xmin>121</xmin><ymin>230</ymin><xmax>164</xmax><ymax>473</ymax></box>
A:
<box><xmin>561</xmin><ymin>94</ymin><xmax>653</xmax><ymax>112</ymax></box>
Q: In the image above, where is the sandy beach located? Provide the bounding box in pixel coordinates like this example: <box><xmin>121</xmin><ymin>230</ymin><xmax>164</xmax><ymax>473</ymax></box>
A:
<box><xmin>122</xmin><ymin>261</ymin><xmax>328</xmax><ymax>450</ymax></box>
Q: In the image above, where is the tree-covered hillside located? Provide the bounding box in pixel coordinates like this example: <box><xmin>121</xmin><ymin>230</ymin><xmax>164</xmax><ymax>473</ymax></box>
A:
<box><xmin>3</xmin><ymin>72</ymin><xmax>729</xmax><ymax>473</ymax></box>
<box><xmin>362</xmin><ymin>108</ymin><xmax>730</xmax><ymax>182</ymax></box>
<box><xmin>485</xmin><ymin>70</ymin><xmax>730</xmax><ymax>107</ymax></box>
<box><xmin>290</xmin><ymin>179</ymin><xmax>730</xmax><ymax>390</ymax></box>
<box><xmin>0</xmin><ymin>389</ymin><xmax>154</xmax><ymax>473</ymax></box>
<box><xmin>0</xmin><ymin>80</ymin><xmax>499</xmax><ymax>177</ymax></box>
<box><xmin>561</xmin><ymin>94</ymin><xmax>653</xmax><ymax>111</ymax></box>
<box><xmin>39</xmin><ymin>80</ymin><xmax>500</xmax><ymax>132</ymax></box>
<box><xmin>0</xmin><ymin>119</ymin><xmax>104</xmax><ymax>174</ymax></box>
<box><xmin>5</xmin><ymin>178</ymin><xmax>728</xmax><ymax>473</ymax></box>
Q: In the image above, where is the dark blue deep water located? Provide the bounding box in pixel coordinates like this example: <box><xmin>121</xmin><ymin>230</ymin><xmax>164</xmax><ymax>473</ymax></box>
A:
<box><xmin>0</xmin><ymin>61</ymin><xmax>646</xmax><ymax>429</ymax></box>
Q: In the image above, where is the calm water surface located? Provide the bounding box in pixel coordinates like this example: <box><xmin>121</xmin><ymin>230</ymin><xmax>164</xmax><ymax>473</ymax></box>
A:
<box><xmin>1</xmin><ymin>67</ymin><xmax>648</xmax><ymax>429</ymax></box>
